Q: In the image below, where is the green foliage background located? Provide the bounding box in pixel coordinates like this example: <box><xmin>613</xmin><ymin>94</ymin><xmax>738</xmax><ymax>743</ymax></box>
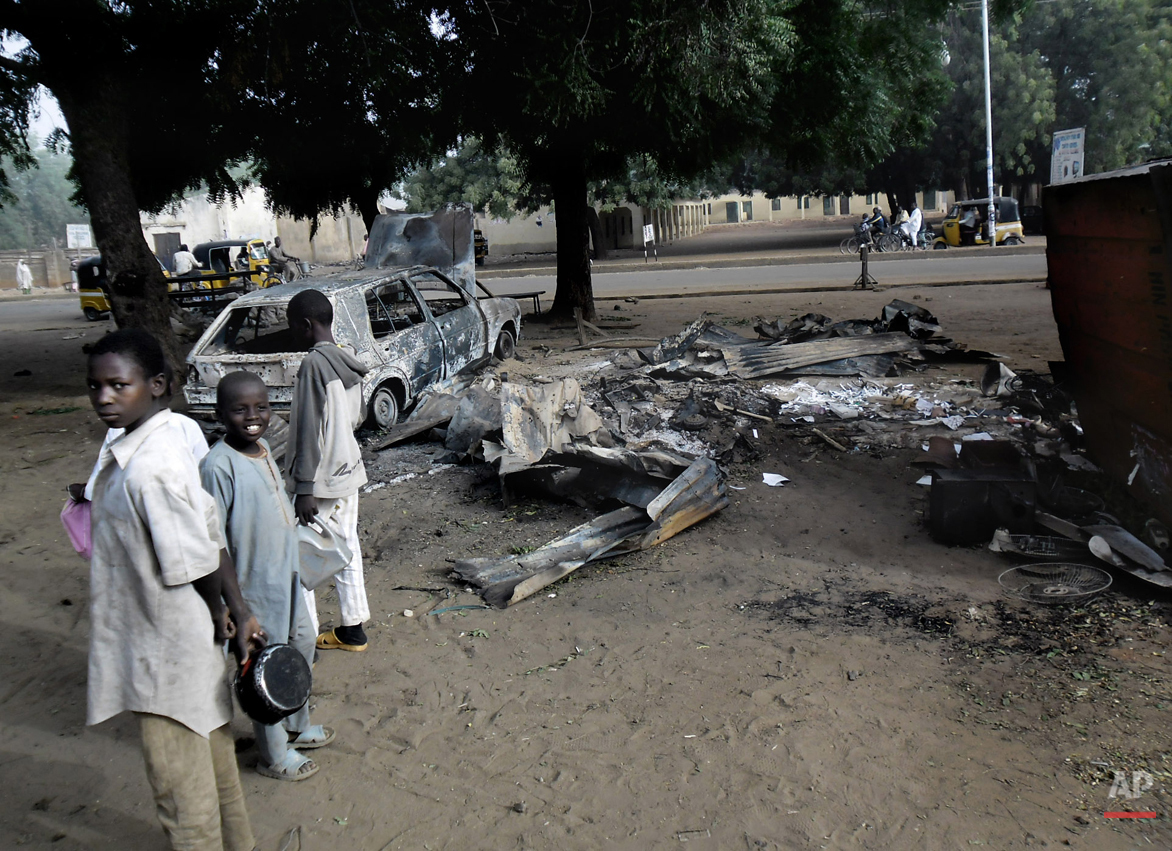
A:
<box><xmin>0</xmin><ymin>144</ymin><xmax>87</xmax><ymax>250</ymax></box>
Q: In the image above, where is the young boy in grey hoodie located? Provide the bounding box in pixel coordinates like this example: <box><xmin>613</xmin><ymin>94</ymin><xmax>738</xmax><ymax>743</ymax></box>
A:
<box><xmin>285</xmin><ymin>289</ymin><xmax>371</xmax><ymax>651</ymax></box>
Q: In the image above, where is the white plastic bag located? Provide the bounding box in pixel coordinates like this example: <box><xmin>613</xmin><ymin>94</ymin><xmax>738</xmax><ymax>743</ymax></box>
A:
<box><xmin>297</xmin><ymin>520</ymin><xmax>352</xmax><ymax>590</ymax></box>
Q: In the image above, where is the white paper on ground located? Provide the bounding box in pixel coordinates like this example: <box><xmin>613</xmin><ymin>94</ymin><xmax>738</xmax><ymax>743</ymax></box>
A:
<box><xmin>916</xmin><ymin>474</ymin><xmax>933</xmax><ymax>486</ymax></box>
<box><xmin>762</xmin><ymin>473</ymin><xmax>790</xmax><ymax>487</ymax></box>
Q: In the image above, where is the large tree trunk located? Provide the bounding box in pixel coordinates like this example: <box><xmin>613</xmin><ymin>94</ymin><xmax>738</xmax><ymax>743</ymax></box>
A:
<box><xmin>55</xmin><ymin>80</ymin><xmax>181</xmax><ymax>372</ymax></box>
<box><xmin>355</xmin><ymin>189</ymin><xmax>381</xmax><ymax>236</ymax></box>
<box><xmin>549</xmin><ymin>160</ymin><xmax>594</xmax><ymax>321</ymax></box>
<box><xmin>585</xmin><ymin>205</ymin><xmax>607</xmax><ymax>261</ymax></box>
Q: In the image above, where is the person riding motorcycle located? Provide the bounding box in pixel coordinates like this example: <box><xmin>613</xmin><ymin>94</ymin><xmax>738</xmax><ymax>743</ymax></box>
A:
<box><xmin>902</xmin><ymin>202</ymin><xmax>924</xmax><ymax>247</ymax></box>
<box><xmin>864</xmin><ymin>206</ymin><xmax>887</xmax><ymax>232</ymax></box>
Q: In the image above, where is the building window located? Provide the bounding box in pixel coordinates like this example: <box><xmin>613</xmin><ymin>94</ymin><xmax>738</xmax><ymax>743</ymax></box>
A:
<box><xmin>839</xmin><ymin>196</ymin><xmax>850</xmax><ymax>216</ymax></box>
<box><xmin>866</xmin><ymin>194</ymin><xmax>874</xmax><ymax>205</ymax></box>
<box><xmin>924</xmin><ymin>189</ymin><xmax>937</xmax><ymax>210</ymax></box>
<box><xmin>742</xmin><ymin>201</ymin><xmax>753</xmax><ymax>221</ymax></box>
<box><xmin>771</xmin><ymin>198</ymin><xmax>781</xmax><ymax>212</ymax></box>
<box><xmin>822</xmin><ymin>196</ymin><xmax>836</xmax><ymax>216</ymax></box>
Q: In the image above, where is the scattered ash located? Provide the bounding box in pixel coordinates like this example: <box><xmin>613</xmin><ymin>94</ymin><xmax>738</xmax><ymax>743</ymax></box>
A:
<box><xmin>742</xmin><ymin>589</ymin><xmax>956</xmax><ymax>638</ymax></box>
<box><xmin>742</xmin><ymin>587</ymin><xmax>1172</xmax><ymax>661</ymax></box>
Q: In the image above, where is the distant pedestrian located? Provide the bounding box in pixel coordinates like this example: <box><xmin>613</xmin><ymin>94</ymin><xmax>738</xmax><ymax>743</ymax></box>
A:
<box><xmin>16</xmin><ymin>259</ymin><xmax>32</xmax><ymax>294</ymax></box>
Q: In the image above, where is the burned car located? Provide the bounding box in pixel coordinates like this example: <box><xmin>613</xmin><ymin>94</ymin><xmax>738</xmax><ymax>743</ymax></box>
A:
<box><xmin>184</xmin><ymin>265</ymin><xmax>521</xmax><ymax>428</ymax></box>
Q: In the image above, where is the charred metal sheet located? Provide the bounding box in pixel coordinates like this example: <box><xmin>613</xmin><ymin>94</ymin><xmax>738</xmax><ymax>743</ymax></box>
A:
<box><xmin>452</xmin><ymin>457</ymin><xmax>727</xmax><ymax>608</ymax></box>
<box><xmin>498</xmin><ymin>379</ymin><xmax>606</xmax><ymax>474</ymax></box>
<box><xmin>1084</xmin><ymin>524</ymin><xmax>1168</xmax><ymax>573</ymax></box>
<box><xmin>637</xmin><ymin>318</ymin><xmax>712</xmax><ymax>365</ymax></box>
<box><xmin>369</xmin><ymin>374</ymin><xmax>479</xmax><ymax>450</ymax></box>
<box><xmin>1046</xmin><ymin>158</ymin><xmax>1172</xmax><ymax>526</ymax></box>
<box><xmin>365</xmin><ymin>206</ymin><xmax>476</xmax><ymax>294</ymax></box>
<box><xmin>445</xmin><ymin>385</ymin><xmax>503</xmax><ymax>457</ymax></box>
<box><xmin>451</xmin><ymin>507</ymin><xmax>650</xmax><ymax>607</ymax></box>
<box><xmin>719</xmin><ymin>333</ymin><xmax>920</xmax><ymax>379</ymax></box>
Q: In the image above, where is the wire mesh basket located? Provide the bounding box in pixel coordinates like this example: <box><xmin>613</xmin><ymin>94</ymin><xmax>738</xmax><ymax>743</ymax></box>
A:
<box><xmin>998</xmin><ymin>563</ymin><xmax>1112</xmax><ymax>606</ymax></box>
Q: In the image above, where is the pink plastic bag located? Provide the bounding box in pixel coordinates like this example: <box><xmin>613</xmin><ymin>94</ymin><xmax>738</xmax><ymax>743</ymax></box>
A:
<box><xmin>60</xmin><ymin>499</ymin><xmax>92</xmax><ymax>559</ymax></box>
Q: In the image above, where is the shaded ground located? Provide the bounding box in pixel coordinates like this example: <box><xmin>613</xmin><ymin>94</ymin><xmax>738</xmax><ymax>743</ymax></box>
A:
<box><xmin>2</xmin><ymin>281</ymin><xmax>1170</xmax><ymax>849</ymax></box>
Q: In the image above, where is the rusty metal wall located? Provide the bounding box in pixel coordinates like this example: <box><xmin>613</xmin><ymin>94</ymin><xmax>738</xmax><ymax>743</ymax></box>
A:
<box><xmin>1045</xmin><ymin>160</ymin><xmax>1172</xmax><ymax>524</ymax></box>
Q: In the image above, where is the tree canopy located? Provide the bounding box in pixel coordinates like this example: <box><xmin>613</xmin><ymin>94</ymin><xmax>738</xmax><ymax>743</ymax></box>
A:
<box><xmin>246</xmin><ymin>0</ymin><xmax>461</xmax><ymax>233</ymax></box>
<box><xmin>722</xmin><ymin>0</ymin><xmax>1172</xmax><ymax>206</ymax></box>
<box><xmin>435</xmin><ymin>0</ymin><xmax>973</xmax><ymax>317</ymax></box>
<box><xmin>0</xmin><ymin>0</ymin><xmax>257</xmax><ymax>363</ymax></box>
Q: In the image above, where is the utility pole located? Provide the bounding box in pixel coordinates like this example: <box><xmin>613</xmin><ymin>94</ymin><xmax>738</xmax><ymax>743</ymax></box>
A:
<box><xmin>981</xmin><ymin>0</ymin><xmax>996</xmax><ymax>248</ymax></box>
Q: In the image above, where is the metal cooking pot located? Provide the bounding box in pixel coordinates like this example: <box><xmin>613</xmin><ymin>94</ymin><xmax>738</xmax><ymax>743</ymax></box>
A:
<box><xmin>234</xmin><ymin>644</ymin><xmax>311</xmax><ymax>725</ymax></box>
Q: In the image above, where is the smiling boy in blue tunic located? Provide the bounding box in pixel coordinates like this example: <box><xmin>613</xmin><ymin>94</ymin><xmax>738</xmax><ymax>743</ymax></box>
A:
<box><xmin>200</xmin><ymin>370</ymin><xmax>336</xmax><ymax>781</ymax></box>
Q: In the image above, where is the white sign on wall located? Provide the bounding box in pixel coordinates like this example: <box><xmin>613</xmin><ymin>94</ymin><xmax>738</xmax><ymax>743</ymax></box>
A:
<box><xmin>1051</xmin><ymin>128</ymin><xmax>1085</xmax><ymax>185</ymax></box>
<box><xmin>642</xmin><ymin>224</ymin><xmax>655</xmax><ymax>245</ymax></box>
<box><xmin>66</xmin><ymin>223</ymin><xmax>94</xmax><ymax>249</ymax></box>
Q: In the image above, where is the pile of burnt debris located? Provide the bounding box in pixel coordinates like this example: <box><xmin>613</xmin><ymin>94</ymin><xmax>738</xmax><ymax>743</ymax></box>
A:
<box><xmin>365</xmin><ymin>299</ymin><xmax>1170</xmax><ymax>602</ymax></box>
<box><xmin>372</xmin><ymin>373</ymin><xmax>726</xmax><ymax>608</ymax></box>
<box><xmin>632</xmin><ymin>299</ymin><xmax>991</xmax><ymax>383</ymax></box>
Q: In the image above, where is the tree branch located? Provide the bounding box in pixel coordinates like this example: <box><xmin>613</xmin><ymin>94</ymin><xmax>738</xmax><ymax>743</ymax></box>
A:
<box><xmin>0</xmin><ymin>53</ymin><xmax>43</xmax><ymax>85</ymax></box>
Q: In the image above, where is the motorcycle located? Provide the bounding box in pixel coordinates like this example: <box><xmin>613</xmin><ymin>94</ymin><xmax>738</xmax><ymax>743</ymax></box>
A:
<box><xmin>880</xmin><ymin>223</ymin><xmax>936</xmax><ymax>252</ymax></box>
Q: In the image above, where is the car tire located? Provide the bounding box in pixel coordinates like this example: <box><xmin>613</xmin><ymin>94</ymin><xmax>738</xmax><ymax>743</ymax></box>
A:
<box><xmin>370</xmin><ymin>384</ymin><xmax>400</xmax><ymax>429</ymax></box>
<box><xmin>933</xmin><ymin>241</ymin><xmax>948</xmax><ymax>250</ymax></box>
<box><xmin>1004</xmin><ymin>235</ymin><xmax>1023</xmax><ymax>246</ymax></box>
<box><xmin>84</xmin><ymin>306</ymin><xmax>102</xmax><ymax>321</ymax></box>
<box><xmin>495</xmin><ymin>327</ymin><xmax>516</xmax><ymax>361</ymax></box>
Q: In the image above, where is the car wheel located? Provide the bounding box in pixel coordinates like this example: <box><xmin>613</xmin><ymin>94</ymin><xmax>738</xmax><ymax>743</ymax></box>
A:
<box><xmin>370</xmin><ymin>385</ymin><xmax>400</xmax><ymax>429</ymax></box>
<box><xmin>933</xmin><ymin>241</ymin><xmax>948</xmax><ymax>250</ymax></box>
<box><xmin>83</xmin><ymin>306</ymin><xmax>101</xmax><ymax>321</ymax></box>
<box><xmin>1004</xmin><ymin>235</ymin><xmax>1024</xmax><ymax>246</ymax></box>
<box><xmin>495</xmin><ymin>327</ymin><xmax>516</xmax><ymax>360</ymax></box>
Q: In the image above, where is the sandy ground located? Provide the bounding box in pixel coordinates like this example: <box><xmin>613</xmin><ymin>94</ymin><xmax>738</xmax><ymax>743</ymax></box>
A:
<box><xmin>2</xmin><ymin>281</ymin><xmax>1171</xmax><ymax>850</ymax></box>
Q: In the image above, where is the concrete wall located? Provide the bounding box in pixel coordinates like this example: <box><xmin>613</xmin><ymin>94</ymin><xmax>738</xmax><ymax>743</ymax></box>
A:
<box><xmin>0</xmin><ymin>247</ymin><xmax>77</xmax><ymax>290</ymax></box>
<box><xmin>140</xmin><ymin>187</ymin><xmax>278</xmax><ymax>268</ymax></box>
<box><xmin>277</xmin><ymin>212</ymin><xmax>366</xmax><ymax>264</ymax></box>
<box><xmin>472</xmin><ymin>188</ymin><xmax>952</xmax><ymax>258</ymax></box>
<box><xmin>474</xmin><ymin>208</ymin><xmax>559</xmax><ymax>256</ymax></box>
<box><xmin>475</xmin><ymin>200</ymin><xmax>711</xmax><ymax>257</ymax></box>
<box><xmin>140</xmin><ymin>186</ymin><xmax>365</xmax><ymax>267</ymax></box>
<box><xmin>703</xmin><ymin>190</ymin><xmax>953</xmax><ymax>222</ymax></box>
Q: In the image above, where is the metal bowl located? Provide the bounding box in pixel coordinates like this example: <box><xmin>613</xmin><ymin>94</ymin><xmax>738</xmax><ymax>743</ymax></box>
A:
<box><xmin>998</xmin><ymin>563</ymin><xmax>1112</xmax><ymax>606</ymax></box>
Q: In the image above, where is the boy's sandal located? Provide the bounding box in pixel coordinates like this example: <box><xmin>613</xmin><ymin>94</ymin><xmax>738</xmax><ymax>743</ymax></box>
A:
<box><xmin>256</xmin><ymin>754</ymin><xmax>319</xmax><ymax>782</ymax></box>
<box><xmin>288</xmin><ymin>726</ymin><xmax>336</xmax><ymax>750</ymax></box>
<box><xmin>316</xmin><ymin>629</ymin><xmax>368</xmax><ymax>652</ymax></box>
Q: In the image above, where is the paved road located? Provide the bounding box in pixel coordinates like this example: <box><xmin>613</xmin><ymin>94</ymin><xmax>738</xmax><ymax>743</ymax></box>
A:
<box><xmin>0</xmin><ymin>296</ymin><xmax>92</xmax><ymax>333</ymax></box>
<box><xmin>0</xmin><ymin>250</ymin><xmax>1047</xmax><ymax>333</ymax></box>
<box><xmin>488</xmin><ymin>252</ymin><xmax>1047</xmax><ymax>300</ymax></box>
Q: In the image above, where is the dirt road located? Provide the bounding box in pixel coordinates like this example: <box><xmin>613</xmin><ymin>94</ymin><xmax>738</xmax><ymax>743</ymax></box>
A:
<box><xmin>1</xmin><ymin>281</ymin><xmax>1169</xmax><ymax>849</ymax></box>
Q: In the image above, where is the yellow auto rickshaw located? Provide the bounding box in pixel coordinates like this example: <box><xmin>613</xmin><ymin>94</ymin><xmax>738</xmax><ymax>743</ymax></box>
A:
<box><xmin>933</xmin><ymin>197</ymin><xmax>1026</xmax><ymax>249</ymax></box>
<box><xmin>184</xmin><ymin>238</ymin><xmax>280</xmax><ymax>290</ymax></box>
<box><xmin>78</xmin><ymin>255</ymin><xmax>176</xmax><ymax>320</ymax></box>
